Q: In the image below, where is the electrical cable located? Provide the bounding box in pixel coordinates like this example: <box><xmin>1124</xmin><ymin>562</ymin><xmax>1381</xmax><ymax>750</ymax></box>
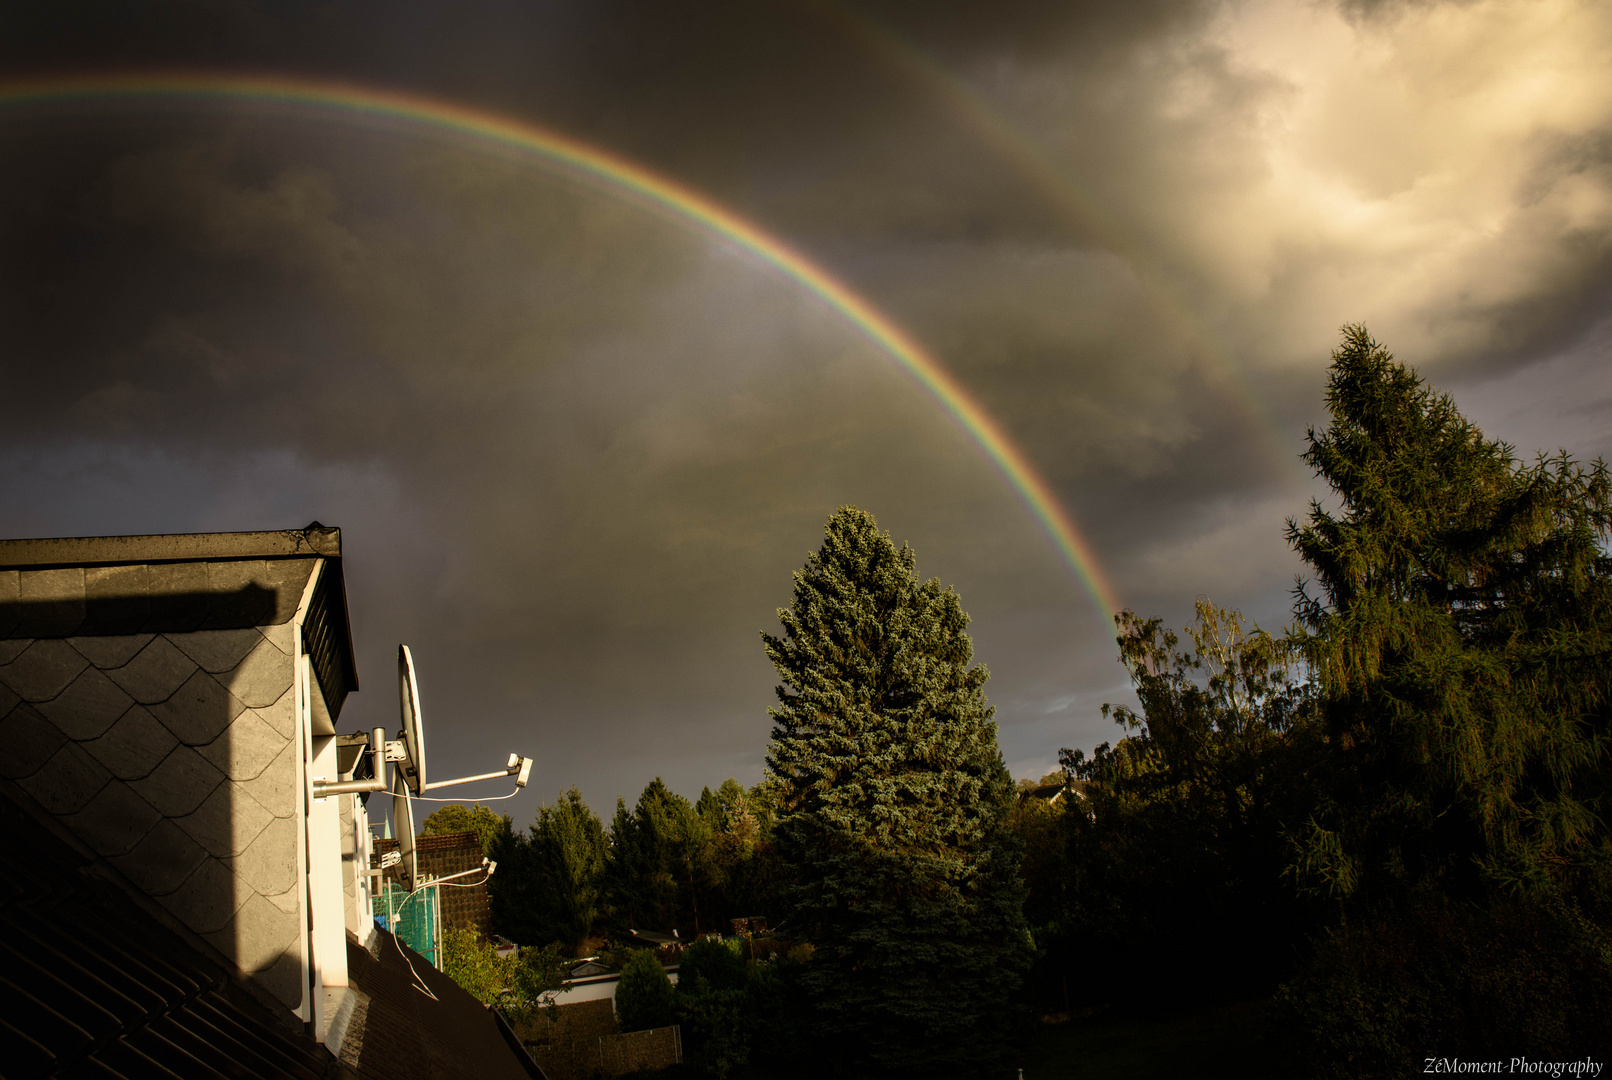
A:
<box><xmin>384</xmin><ymin>884</ymin><xmax>441</xmax><ymax>1001</ymax></box>
<box><xmin>397</xmin><ymin>785</ymin><xmax>523</xmax><ymax>803</ymax></box>
<box><xmin>379</xmin><ymin>866</ymin><xmax>497</xmax><ymax>998</ymax></box>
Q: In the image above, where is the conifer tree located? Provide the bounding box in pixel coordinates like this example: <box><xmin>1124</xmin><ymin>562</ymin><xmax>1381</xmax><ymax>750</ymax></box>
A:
<box><xmin>604</xmin><ymin>779</ymin><xmax>708</xmax><ymax>936</ymax></box>
<box><xmin>528</xmin><ymin>787</ymin><xmax>608</xmax><ymax>953</ymax></box>
<box><xmin>1287</xmin><ymin>326</ymin><xmax>1612</xmax><ymax>905</ymax></box>
<box><xmin>1280</xmin><ymin>327</ymin><xmax>1612</xmax><ymax>1068</ymax></box>
<box><xmin>763</xmin><ymin>507</ymin><xmax>1029</xmax><ymax>1078</ymax></box>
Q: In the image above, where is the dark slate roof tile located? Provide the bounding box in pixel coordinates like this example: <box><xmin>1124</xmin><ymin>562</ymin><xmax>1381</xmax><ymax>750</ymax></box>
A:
<box><xmin>16</xmin><ymin>742</ymin><xmax>112</xmax><ymax>815</ymax></box>
<box><xmin>2</xmin><ymin>639</ymin><xmax>91</xmax><ymax>703</ymax></box>
<box><xmin>144</xmin><ymin>564</ymin><xmax>211</xmax><ymax>635</ymax></box>
<box><xmin>0</xmin><ymin>702</ymin><xmax>68</xmax><ymax>779</ymax></box>
<box><xmin>261</xmin><ymin>560</ymin><xmax>317</xmax><ymax>627</ymax></box>
<box><xmin>166</xmin><ymin>630</ymin><xmax>263</xmax><ymax>677</ymax></box>
<box><xmin>82</xmin><ymin>707</ymin><xmax>179</xmax><ymax>782</ymax></box>
<box><xmin>68</xmin><ymin>635</ymin><xmax>155</xmax><ymax>671</ymax></box>
<box><xmin>105</xmin><ymin>638</ymin><xmax>196</xmax><ymax>708</ymax></box>
<box><xmin>343</xmin><ymin>932</ymin><xmax>543</xmax><ymax>1080</ymax></box>
<box><xmin>0</xmin><ymin>1013</ymin><xmax>58</xmax><ymax>1076</ymax></box>
<box><xmin>62</xmin><ymin>782</ymin><xmax>163</xmax><ymax>858</ymax></box>
<box><xmin>148</xmin><ymin>670</ymin><xmax>242</xmax><ymax>748</ymax></box>
<box><xmin>39</xmin><ymin>667</ymin><xmax>136</xmax><ymax>740</ymax></box>
<box><xmin>200</xmin><ymin>564</ymin><xmax>277</xmax><ymax>631</ymax></box>
<box><xmin>109</xmin><ymin>820</ymin><xmax>208</xmax><ymax>898</ymax></box>
<box><xmin>128</xmin><ymin>746</ymin><xmax>226</xmax><ymax>818</ymax></box>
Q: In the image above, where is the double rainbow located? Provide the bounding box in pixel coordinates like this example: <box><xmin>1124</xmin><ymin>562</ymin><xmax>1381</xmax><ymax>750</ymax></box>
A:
<box><xmin>0</xmin><ymin>72</ymin><xmax>1123</xmax><ymax>624</ymax></box>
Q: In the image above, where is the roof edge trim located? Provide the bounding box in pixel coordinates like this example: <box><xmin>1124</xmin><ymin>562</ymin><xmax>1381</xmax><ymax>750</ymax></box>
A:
<box><xmin>0</xmin><ymin>524</ymin><xmax>341</xmax><ymax>568</ymax></box>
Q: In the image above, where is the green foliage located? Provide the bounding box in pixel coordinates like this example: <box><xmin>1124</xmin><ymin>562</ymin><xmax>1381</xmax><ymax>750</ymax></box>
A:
<box><xmin>1054</xmin><ymin>601</ymin><xmax>1321</xmax><ymax>1003</ymax></box>
<box><xmin>1275</xmin><ymin>327</ymin><xmax>1612</xmax><ymax>1067</ymax></box>
<box><xmin>669</xmin><ymin>937</ymin><xmax>818</xmax><ymax>1080</ymax></box>
<box><xmin>677</xmin><ymin>981</ymin><xmax>748</xmax><ymax>1080</ymax></box>
<box><xmin>421</xmin><ymin>802</ymin><xmax>513</xmax><ymax>858</ymax></box>
<box><xmin>615</xmin><ymin>947</ymin><xmax>676</xmax><ymax>1032</ymax></box>
<box><xmin>531</xmin><ymin>787</ymin><xmax>609</xmax><ymax>951</ymax></box>
<box><xmin>674</xmin><ymin>940</ymin><xmax>750</xmax><ymax>1080</ymax></box>
<box><xmin>677</xmin><ymin>936</ymin><xmax>746</xmax><ymax>994</ymax></box>
<box><xmin>691</xmin><ymin>779</ymin><xmax>782</xmax><ymax>935</ymax></box>
<box><xmin>487</xmin><ymin>789</ymin><xmax>609</xmax><ymax>953</ymax></box>
<box><xmin>605</xmin><ymin>778</ymin><xmax>710</xmax><ymax>937</ymax></box>
<box><xmin>763</xmin><ymin>506</ymin><xmax>1030</xmax><ymax>1078</ymax></box>
<box><xmin>439</xmin><ymin>926</ymin><xmax>568</xmax><ymax>1020</ymax></box>
<box><xmin>1286</xmin><ymin>325</ymin><xmax>1612</xmax><ymax>909</ymax></box>
<box><xmin>1276</xmin><ymin>899</ymin><xmax>1612</xmax><ymax>1078</ymax></box>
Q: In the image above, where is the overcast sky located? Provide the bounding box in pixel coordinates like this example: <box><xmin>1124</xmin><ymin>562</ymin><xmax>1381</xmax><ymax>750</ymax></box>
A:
<box><xmin>3</xmin><ymin>0</ymin><xmax>1610</xmax><ymax>824</ymax></box>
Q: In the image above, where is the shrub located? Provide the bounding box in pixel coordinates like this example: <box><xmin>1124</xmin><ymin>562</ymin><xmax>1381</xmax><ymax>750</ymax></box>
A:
<box><xmin>440</xmin><ymin>926</ymin><xmax>567</xmax><ymax>1020</ymax></box>
<box><xmin>677</xmin><ymin>937</ymin><xmax>746</xmax><ymax>995</ymax></box>
<box><xmin>1277</xmin><ymin>896</ymin><xmax>1612</xmax><ymax>1079</ymax></box>
<box><xmin>616</xmin><ymin>947</ymin><xmax>676</xmax><ymax>1032</ymax></box>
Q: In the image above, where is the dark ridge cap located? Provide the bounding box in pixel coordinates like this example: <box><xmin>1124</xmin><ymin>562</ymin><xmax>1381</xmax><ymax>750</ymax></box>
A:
<box><xmin>0</xmin><ymin>526</ymin><xmax>342</xmax><ymax>569</ymax></box>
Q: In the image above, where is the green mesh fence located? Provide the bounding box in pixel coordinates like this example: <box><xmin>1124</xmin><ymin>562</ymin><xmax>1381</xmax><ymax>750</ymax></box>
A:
<box><xmin>373</xmin><ymin>883</ymin><xmax>439</xmax><ymax>966</ymax></box>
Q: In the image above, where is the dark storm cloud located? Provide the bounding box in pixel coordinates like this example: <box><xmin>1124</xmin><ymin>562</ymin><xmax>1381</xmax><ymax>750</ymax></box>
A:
<box><xmin>3</xmin><ymin>0</ymin><xmax>1611</xmax><ymax>807</ymax></box>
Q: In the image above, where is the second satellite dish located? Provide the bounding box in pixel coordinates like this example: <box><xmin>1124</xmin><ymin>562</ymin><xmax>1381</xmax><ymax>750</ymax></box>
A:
<box><xmin>397</xmin><ymin>644</ymin><xmax>427</xmax><ymax>795</ymax></box>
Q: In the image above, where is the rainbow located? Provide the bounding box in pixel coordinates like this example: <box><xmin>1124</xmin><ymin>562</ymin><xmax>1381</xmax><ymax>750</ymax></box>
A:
<box><xmin>0</xmin><ymin>72</ymin><xmax>1124</xmax><ymax>622</ymax></box>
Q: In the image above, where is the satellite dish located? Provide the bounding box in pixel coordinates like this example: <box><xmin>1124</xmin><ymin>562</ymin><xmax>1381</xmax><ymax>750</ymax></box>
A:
<box><xmin>397</xmin><ymin>645</ymin><xmax>427</xmax><ymax>796</ymax></box>
<box><xmin>392</xmin><ymin>770</ymin><xmax>418</xmax><ymax>892</ymax></box>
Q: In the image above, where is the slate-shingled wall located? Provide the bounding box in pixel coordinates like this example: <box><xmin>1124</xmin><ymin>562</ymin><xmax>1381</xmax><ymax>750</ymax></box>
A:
<box><xmin>0</xmin><ymin>556</ymin><xmax>318</xmax><ymax>1010</ymax></box>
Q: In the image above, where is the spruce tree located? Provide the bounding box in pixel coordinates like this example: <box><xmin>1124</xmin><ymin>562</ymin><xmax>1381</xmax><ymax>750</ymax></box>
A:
<box><xmin>604</xmin><ymin>779</ymin><xmax>708</xmax><ymax>937</ymax></box>
<box><xmin>1280</xmin><ymin>327</ymin><xmax>1612</xmax><ymax>1068</ymax></box>
<box><xmin>529</xmin><ymin>787</ymin><xmax>608</xmax><ymax>953</ymax></box>
<box><xmin>763</xmin><ymin>506</ymin><xmax>1029</xmax><ymax>1078</ymax></box>
<box><xmin>1287</xmin><ymin>326</ymin><xmax>1612</xmax><ymax>905</ymax></box>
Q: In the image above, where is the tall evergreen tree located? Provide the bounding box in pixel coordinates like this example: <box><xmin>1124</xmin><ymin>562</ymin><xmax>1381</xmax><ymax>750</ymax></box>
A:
<box><xmin>1280</xmin><ymin>327</ymin><xmax>1612</xmax><ymax>1068</ymax></box>
<box><xmin>1287</xmin><ymin>326</ymin><xmax>1612</xmax><ymax>907</ymax></box>
<box><xmin>604</xmin><ymin>779</ymin><xmax>709</xmax><ymax>937</ymax></box>
<box><xmin>528</xmin><ymin>787</ymin><xmax>609</xmax><ymax>953</ymax></box>
<box><xmin>763</xmin><ymin>506</ymin><xmax>1029</xmax><ymax>1078</ymax></box>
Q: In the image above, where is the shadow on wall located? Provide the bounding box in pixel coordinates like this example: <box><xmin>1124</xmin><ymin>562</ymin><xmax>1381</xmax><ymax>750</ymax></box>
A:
<box><xmin>0</xmin><ymin>570</ymin><xmax>314</xmax><ymax>1012</ymax></box>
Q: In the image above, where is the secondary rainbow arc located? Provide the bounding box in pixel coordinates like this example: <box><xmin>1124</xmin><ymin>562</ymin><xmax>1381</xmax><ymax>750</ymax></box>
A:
<box><xmin>0</xmin><ymin>71</ymin><xmax>1125</xmax><ymax>624</ymax></box>
<box><xmin>811</xmin><ymin>1</ymin><xmax>1299</xmax><ymax>477</ymax></box>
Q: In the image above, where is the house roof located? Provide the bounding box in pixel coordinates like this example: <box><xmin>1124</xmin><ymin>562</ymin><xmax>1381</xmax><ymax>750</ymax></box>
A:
<box><xmin>341</xmin><ymin>931</ymin><xmax>544</xmax><ymax>1080</ymax></box>
<box><xmin>628</xmin><ymin>930</ymin><xmax>680</xmax><ymax>946</ymax></box>
<box><xmin>0</xmin><ymin>780</ymin><xmax>547</xmax><ymax>1080</ymax></box>
<box><xmin>0</xmin><ymin>785</ymin><xmax>341</xmax><ymax>1079</ymax></box>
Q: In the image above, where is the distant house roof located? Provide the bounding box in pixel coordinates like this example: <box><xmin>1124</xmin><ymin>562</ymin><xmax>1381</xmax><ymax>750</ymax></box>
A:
<box><xmin>0</xmin><ymin>523</ymin><xmax>358</xmax><ymax>719</ymax></box>
<box><xmin>628</xmin><ymin>929</ymin><xmax>680</xmax><ymax>947</ymax></box>
<box><xmin>568</xmin><ymin>960</ymin><xmax>614</xmax><ymax>979</ymax></box>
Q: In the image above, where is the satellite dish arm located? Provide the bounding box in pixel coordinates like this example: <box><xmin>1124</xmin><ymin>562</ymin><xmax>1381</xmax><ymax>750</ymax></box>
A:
<box><xmin>313</xmin><ymin>728</ymin><xmax>390</xmax><ymax>799</ymax></box>
<box><xmin>420</xmin><ymin>754</ymin><xmax>534</xmax><ymax>791</ymax></box>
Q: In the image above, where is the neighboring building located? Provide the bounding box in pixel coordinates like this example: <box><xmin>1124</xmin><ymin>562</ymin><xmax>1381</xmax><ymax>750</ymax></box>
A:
<box><xmin>0</xmin><ymin>525</ymin><xmax>542</xmax><ymax>1079</ymax></box>
<box><xmin>375</xmin><ymin>828</ymin><xmax>492</xmax><ymax>934</ymax></box>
